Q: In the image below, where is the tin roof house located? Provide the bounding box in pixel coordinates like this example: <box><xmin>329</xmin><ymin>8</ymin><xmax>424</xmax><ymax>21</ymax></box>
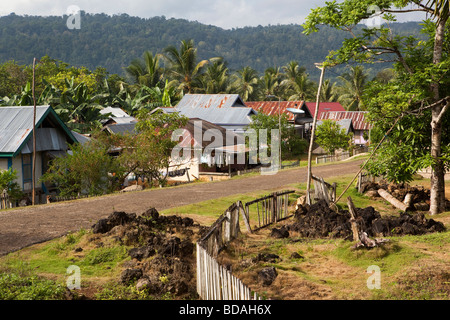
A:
<box><xmin>0</xmin><ymin>105</ymin><xmax>80</xmax><ymax>203</ymax></box>
<box><xmin>155</xmin><ymin>94</ymin><xmax>257</xmax><ymax>133</ymax></box>
<box><xmin>318</xmin><ymin>111</ymin><xmax>372</xmax><ymax>145</ymax></box>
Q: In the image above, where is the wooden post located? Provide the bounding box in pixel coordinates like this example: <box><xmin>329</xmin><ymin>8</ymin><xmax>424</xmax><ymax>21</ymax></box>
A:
<box><xmin>306</xmin><ymin>63</ymin><xmax>326</xmax><ymax>204</ymax></box>
<box><xmin>347</xmin><ymin>196</ymin><xmax>361</xmax><ymax>242</ymax></box>
<box><xmin>238</xmin><ymin>201</ymin><xmax>252</xmax><ymax>233</ymax></box>
<box><xmin>32</xmin><ymin>57</ymin><xmax>37</xmax><ymax>206</ymax></box>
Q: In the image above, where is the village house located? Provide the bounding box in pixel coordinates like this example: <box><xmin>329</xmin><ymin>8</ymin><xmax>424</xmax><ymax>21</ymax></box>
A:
<box><xmin>318</xmin><ymin>111</ymin><xmax>372</xmax><ymax>146</ymax></box>
<box><xmin>152</xmin><ymin>94</ymin><xmax>258</xmax><ymax>133</ymax></box>
<box><xmin>100</xmin><ymin>106</ymin><xmax>137</xmax><ymax>127</ymax></box>
<box><xmin>0</xmin><ymin>105</ymin><xmax>80</xmax><ymax>204</ymax></box>
<box><xmin>245</xmin><ymin>100</ymin><xmax>347</xmax><ymax>139</ymax></box>
<box><xmin>102</xmin><ymin>117</ymin><xmax>252</xmax><ymax>183</ymax></box>
<box><xmin>168</xmin><ymin>118</ymin><xmax>251</xmax><ymax>182</ymax></box>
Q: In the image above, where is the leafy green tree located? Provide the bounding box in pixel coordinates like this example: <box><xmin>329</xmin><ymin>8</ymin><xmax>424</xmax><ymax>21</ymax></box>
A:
<box><xmin>261</xmin><ymin>67</ymin><xmax>285</xmax><ymax>99</ymax></box>
<box><xmin>0</xmin><ymin>60</ymin><xmax>29</xmax><ymax>97</ymax></box>
<box><xmin>200</xmin><ymin>58</ymin><xmax>232</xmax><ymax>94</ymax></box>
<box><xmin>108</xmin><ymin>111</ymin><xmax>189</xmax><ymax>187</ymax></box>
<box><xmin>303</xmin><ymin>0</ymin><xmax>450</xmax><ymax>214</ymax></box>
<box><xmin>40</xmin><ymin>140</ymin><xmax>123</xmax><ymax>197</ymax></box>
<box><xmin>315</xmin><ymin>119</ymin><xmax>353</xmax><ymax>154</ymax></box>
<box><xmin>0</xmin><ymin>168</ymin><xmax>23</xmax><ymax>202</ymax></box>
<box><xmin>249</xmin><ymin>112</ymin><xmax>307</xmax><ymax>159</ymax></box>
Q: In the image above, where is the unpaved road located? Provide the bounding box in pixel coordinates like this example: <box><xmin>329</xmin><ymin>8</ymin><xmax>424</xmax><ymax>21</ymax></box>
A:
<box><xmin>0</xmin><ymin>159</ymin><xmax>363</xmax><ymax>256</ymax></box>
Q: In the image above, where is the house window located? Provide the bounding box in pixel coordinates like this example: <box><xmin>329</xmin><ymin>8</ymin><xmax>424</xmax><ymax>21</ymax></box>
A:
<box><xmin>22</xmin><ymin>153</ymin><xmax>32</xmax><ymax>190</ymax></box>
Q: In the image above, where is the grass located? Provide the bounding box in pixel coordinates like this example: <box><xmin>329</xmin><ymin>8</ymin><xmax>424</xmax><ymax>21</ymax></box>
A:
<box><xmin>0</xmin><ymin>164</ymin><xmax>448</xmax><ymax>300</ymax></box>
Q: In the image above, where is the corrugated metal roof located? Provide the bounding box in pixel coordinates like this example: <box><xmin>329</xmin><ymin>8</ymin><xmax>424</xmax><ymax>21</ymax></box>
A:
<box><xmin>318</xmin><ymin>111</ymin><xmax>372</xmax><ymax>131</ymax></box>
<box><xmin>100</xmin><ymin>106</ymin><xmax>130</xmax><ymax>118</ymax></box>
<box><xmin>174</xmin><ymin>94</ymin><xmax>255</xmax><ymax>128</ymax></box>
<box><xmin>0</xmin><ymin>106</ymin><xmax>77</xmax><ymax>156</ymax></box>
<box><xmin>176</xmin><ymin>94</ymin><xmax>246</xmax><ymax>110</ymax></box>
<box><xmin>103</xmin><ymin>123</ymin><xmax>137</xmax><ymax>135</ymax></box>
<box><xmin>21</xmin><ymin>128</ymin><xmax>69</xmax><ymax>154</ymax></box>
<box><xmin>303</xmin><ymin>102</ymin><xmax>345</xmax><ymax>118</ymax></box>
<box><xmin>178</xmin><ymin>106</ymin><xmax>255</xmax><ymax>127</ymax></box>
<box><xmin>245</xmin><ymin>101</ymin><xmax>305</xmax><ymax>121</ymax></box>
<box><xmin>316</xmin><ymin>119</ymin><xmax>354</xmax><ymax>135</ymax></box>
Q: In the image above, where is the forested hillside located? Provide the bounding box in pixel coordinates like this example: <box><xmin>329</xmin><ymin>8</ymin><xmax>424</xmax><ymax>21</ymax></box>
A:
<box><xmin>0</xmin><ymin>12</ymin><xmax>422</xmax><ymax>78</ymax></box>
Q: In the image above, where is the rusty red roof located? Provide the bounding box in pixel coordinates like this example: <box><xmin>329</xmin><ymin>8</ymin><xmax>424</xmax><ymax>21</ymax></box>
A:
<box><xmin>245</xmin><ymin>101</ymin><xmax>305</xmax><ymax>121</ymax></box>
<box><xmin>303</xmin><ymin>102</ymin><xmax>346</xmax><ymax>118</ymax></box>
<box><xmin>318</xmin><ymin>111</ymin><xmax>372</xmax><ymax>131</ymax></box>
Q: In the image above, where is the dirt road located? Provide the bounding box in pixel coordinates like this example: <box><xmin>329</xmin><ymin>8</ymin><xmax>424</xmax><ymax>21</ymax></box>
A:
<box><xmin>0</xmin><ymin>159</ymin><xmax>363</xmax><ymax>256</ymax></box>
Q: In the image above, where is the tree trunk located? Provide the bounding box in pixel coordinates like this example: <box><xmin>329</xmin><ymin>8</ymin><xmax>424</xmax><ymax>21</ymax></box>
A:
<box><xmin>429</xmin><ymin>18</ymin><xmax>447</xmax><ymax>214</ymax></box>
<box><xmin>377</xmin><ymin>189</ymin><xmax>409</xmax><ymax>212</ymax></box>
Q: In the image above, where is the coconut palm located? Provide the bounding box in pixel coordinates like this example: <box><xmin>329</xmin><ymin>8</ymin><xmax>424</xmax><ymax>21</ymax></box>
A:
<box><xmin>336</xmin><ymin>65</ymin><xmax>368</xmax><ymax>111</ymax></box>
<box><xmin>200</xmin><ymin>58</ymin><xmax>232</xmax><ymax>94</ymax></box>
<box><xmin>261</xmin><ymin>67</ymin><xmax>285</xmax><ymax>99</ymax></box>
<box><xmin>232</xmin><ymin>66</ymin><xmax>260</xmax><ymax>101</ymax></box>
<box><xmin>281</xmin><ymin>61</ymin><xmax>316</xmax><ymax>101</ymax></box>
<box><xmin>163</xmin><ymin>39</ymin><xmax>209</xmax><ymax>94</ymax></box>
<box><xmin>320</xmin><ymin>79</ymin><xmax>339</xmax><ymax>102</ymax></box>
<box><xmin>124</xmin><ymin>51</ymin><xmax>163</xmax><ymax>88</ymax></box>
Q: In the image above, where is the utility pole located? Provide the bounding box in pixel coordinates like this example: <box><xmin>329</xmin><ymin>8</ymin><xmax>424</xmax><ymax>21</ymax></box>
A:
<box><xmin>32</xmin><ymin>58</ymin><xmax>37</xmax><ymax>206</ymax></box>
<box><xmin>266</xmin><ymin>95</ymin><xmax>282</xmax><ymax>169</ymax></box>
<box><xmin>306</xmin><ymin>63</ymin><xmax>325</xmax><ymax>205</ymax></box>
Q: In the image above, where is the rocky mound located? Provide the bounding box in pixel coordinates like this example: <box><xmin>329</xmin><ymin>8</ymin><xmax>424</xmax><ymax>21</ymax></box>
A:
<box><xmin>90</xmin><ymin>208</ymin><xmax>207</xmax><ymax>299</ymax></box>
<box><xmin>287</xmin><ymin>200</ymin><xmax>446</xmax><ymax>240</ymax></box>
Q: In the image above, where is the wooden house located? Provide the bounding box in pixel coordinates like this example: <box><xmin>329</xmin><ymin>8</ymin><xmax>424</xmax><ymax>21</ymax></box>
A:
<box><xmin>0</xmin><ymin>106</ymin><xmax>79</xmax><ymax>203</ymax></box>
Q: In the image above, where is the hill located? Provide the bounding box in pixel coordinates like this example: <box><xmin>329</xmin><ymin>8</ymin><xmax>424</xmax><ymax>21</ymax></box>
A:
<box><xmin>0</xmin><ymin>12</ymin><xmax>423</xmax><ymax>79</ymax></box>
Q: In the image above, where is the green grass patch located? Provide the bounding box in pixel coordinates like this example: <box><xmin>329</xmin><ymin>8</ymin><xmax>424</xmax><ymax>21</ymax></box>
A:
<box><xmin>331</xmin><ymin>240</ymin><xmax>426</xmax><ymax>276</ymax></box>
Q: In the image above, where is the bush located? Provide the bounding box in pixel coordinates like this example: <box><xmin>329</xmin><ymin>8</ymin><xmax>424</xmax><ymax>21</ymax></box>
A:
<box><xmin>41</xmin><ymin>140</ymin><xmax>124</xmax><ymax>197</ymax></box>
<box><xmin>0</xmin><ymin>272</ymin><xmax>66</xmax><ymax>300</ymax></box>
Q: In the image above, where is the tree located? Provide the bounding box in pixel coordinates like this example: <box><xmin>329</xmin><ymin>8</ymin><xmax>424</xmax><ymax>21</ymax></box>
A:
<box><xmin>0</xmin><ymin>168</ymin><xmax>23</xmax><ymax>202</ymax></box>
<box><xmin>40</xmin><ymin>140</ymin><xmax>123</xmax><ymax>197</ymax></box>
<box><xmin>315</xmin><ymin>119</ymin><xmax>353</xmax><ymax>154</ymax></box>
<box><xmin>281</xmin><ymin>61</ymin><xmax>316</xmax><ymax>101</ymax></box>
<box><xmin>109</xmin><ymin>111</ymin><xmax>189</xmax><ymax>187</ymax></box>
<box><xmin>320</xmin><ymin>79</ymin><xmax>339</xmax><ymax>102</ymax></box>
<box><xmin>200</xmin><ymin>58</ymin><xmax>232</xmax><ymax>94</ymax></box>
<box><xmin>336</xmin><ymin>65</ymin><xmax>368</xmax><ymax>110</ymax></box>
<box><xmin>124</xmin><ymin>51</ymin><xmax>163</xmax><ymax>88</ymax></box>
<box><xmin>163</xmin><ymin>39</ymin><xmax>209</xmax><ymax>94</ymax></box>
<box><xmin>303</xmin><ymin>0</ymin><xmax>450</xmax><ymax>214</ymax></box>
<box><xmin>249</xmin><ymin>112</ymin><xmax>307</xmax><ymax>159</ymax></box>
<box><xmin>233</xmin><ymin>66</ymin><xmax>260</xmax><ymax>101</ymax></box>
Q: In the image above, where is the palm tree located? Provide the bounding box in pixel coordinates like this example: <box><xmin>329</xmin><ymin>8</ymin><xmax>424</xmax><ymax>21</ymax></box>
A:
<box><xmin>336</xmin><ymin>65</ymin><xmax>368</xmax><ymax>110</ymax></box>
<box><xmin>200</xmin><ymin>58</ymin><xmax>231</xmax><ymax>94</ymax></box>
<box><xmin>163</xmin><ymin>39</ymin><xmax>209</xmax><ymax>94</ymax></box>
<box><xmin>124</xmin><ymin>51</ymin><xmax>163</xmax><ymax>88</ymax></box>
<box><xmin>233</xmin><ymin>66</ymin><xmax>260</xmax><ymax>101</ymax></box>
<box><xmin>320</xmin><ymin>79</ymin><xmax>339</xmax><ymax>102</ymax></box>
<box><xmin>261</xmin><ymin>67</ymin><xmax>285</xmax><ymax>99</ymax></box>
<box><xmin>281</xmin><ymin>61</ymin><xmax>316</xmax><ymax>101</ymax></box>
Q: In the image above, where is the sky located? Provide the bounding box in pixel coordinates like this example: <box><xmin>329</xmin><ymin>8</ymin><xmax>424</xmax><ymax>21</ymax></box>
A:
<box><xmin>0</xmin><ymin>0</ymin><xmax>427</xmax><ymax>30</ymax></box>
